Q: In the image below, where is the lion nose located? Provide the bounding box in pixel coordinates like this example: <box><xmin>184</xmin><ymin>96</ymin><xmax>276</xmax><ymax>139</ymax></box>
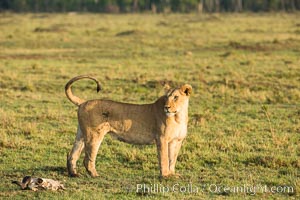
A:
<box><xmin>164</xmin><ymin>106</ymin><xmax>170</xmax><ymax>111</ymax></box>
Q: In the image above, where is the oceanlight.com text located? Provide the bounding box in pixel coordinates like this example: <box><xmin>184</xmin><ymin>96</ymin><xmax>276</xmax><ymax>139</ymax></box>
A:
<box><xmin>136</xmin><ymin>183</ymin><xmax>294</xmax><ymax>195</ymax></box>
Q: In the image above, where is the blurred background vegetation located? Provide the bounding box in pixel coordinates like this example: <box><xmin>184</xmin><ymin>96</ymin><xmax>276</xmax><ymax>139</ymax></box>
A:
<box><xmin>1</xmin><ymin>0</ymin><xmax>300</xmax><ymax>13</ymax></box>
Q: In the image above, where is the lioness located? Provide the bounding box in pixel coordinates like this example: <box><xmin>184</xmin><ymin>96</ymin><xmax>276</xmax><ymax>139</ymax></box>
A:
<box><xmin>65</xmin><ymin>75</ymin><xmax>192</xmax><ymax>178</ymax></box>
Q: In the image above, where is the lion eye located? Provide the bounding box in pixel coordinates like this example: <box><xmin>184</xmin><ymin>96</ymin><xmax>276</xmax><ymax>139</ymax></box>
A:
<box><xmin>174</xmin><ymin>96</ymin><xmax>178</xmax><ymax>101</ymax></box>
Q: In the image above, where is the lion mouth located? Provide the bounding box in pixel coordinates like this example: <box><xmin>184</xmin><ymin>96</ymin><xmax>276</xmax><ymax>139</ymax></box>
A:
<box><xmin>165</xmin><ymin>110</ymin><xmax>177</xmax><ymax>117</ymax></box>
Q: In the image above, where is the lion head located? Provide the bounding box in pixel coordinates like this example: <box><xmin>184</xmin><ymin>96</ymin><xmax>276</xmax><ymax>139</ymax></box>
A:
<box><xmin>164</xmin><ymin>84</ymin><xmax>192</xmax><ymax>117</ymax></box>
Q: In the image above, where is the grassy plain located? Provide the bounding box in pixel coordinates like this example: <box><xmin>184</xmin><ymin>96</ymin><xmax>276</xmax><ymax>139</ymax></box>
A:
<box><xmin>0</xmin><ymin>13</ymin><xmax>299</xmax><ymax>199</ymax></box>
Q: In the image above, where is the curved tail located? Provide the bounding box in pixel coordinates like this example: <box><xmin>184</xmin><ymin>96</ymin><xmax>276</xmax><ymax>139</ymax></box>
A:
<box><xmin>65</xmin><ymin>75</ymin><xmax>101</xmax><ymax>106</ymax></box>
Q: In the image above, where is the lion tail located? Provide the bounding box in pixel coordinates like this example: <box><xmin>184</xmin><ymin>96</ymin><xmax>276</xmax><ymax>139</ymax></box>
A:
<box><xmin>65</xmin><ymin>75</ymin><xmax>101</xmax><ymax>106</ymax></box>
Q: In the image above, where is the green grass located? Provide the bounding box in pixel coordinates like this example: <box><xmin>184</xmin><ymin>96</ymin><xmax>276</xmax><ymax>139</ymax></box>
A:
<box><xmin>0</xmin><ymin>12</ymin><xmax>299</xmax><ymax>199</ymax></box>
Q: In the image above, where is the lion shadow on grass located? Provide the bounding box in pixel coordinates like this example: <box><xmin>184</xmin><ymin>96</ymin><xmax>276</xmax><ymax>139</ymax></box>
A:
<box><xmin>38</xmin><ymin>166</ymin><xmax>66</xmax><ymax>175</ymax></box>
<box><xmin>7</xmin><ymin>166</ymin><xmax>67</xmax><ymax>177</ymax></box>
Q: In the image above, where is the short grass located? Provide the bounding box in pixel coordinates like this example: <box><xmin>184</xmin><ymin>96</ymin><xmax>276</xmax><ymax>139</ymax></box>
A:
<box><xmin>0</xmin><ymin>13</ymin><xmax>299</xmax><ymax>199</ymax></box>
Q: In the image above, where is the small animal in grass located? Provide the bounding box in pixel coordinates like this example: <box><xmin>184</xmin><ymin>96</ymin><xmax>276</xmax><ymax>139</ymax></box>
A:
<box><xmin>12</xmin><ymin>176</ymin><xmax>65</xmax><ymax>191</ymax></box>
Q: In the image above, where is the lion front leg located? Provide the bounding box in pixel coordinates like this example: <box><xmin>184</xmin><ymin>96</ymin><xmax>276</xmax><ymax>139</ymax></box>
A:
<box><xmin>156</xmin><ymin>137</ymin><xmax>170</xmax><ymax>178</ymax></box>
<box><xmin>168</xmin><ymin>139</ymin><xmax>183</xmax><ymax>176</ymax></box>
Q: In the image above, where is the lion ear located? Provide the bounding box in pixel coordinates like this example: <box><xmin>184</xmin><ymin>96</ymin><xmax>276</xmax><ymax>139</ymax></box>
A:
<box><xmin>164</xmin><ymin>83</ymin><xmax>171</xmax><ymax>94</ymax></box>
<box><xmin>180</xmin><ymin>84</ymin><xmax>192</xmax><ymax>96</ymax></box>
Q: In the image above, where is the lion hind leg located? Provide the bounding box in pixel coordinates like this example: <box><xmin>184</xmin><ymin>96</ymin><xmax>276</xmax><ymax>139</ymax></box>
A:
<box><xmin>67</xmin><ymin>126</ymin><xmax>85</xmax><ymax>177</ymax></box>
<box><xmin>83</xmin><ymin>123</ymin><xmax>109</xmax><ymax>178</ymax></box>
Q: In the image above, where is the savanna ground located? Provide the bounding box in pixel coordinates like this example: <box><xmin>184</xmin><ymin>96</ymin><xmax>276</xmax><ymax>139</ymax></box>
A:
<box><xmin>0</xmin><ymin>12</ymin><xmax>299</xmax><ymax>199</ymax></box>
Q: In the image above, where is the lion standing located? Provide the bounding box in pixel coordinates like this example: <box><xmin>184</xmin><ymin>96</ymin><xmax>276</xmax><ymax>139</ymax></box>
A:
<box><xmin>65</xmin><ymin>75</ymin><xmax>192</xmax><ymax>178</ymax></box>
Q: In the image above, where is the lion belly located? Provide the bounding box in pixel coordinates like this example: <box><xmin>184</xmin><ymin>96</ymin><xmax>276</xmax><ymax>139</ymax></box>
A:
<box><xmin>108</xmin><ymin>119</ymin><xmax>156</xmax><ymax>145</ymax></box>
<box><xmin>109</xmin><ymin>131</ymin><xmax>155</xmax><ymax>145</ymax></box>
<box><xmin>79</xmin><ymin>100</ymin><xmax>157</xmax><ymax>145</ymax></box>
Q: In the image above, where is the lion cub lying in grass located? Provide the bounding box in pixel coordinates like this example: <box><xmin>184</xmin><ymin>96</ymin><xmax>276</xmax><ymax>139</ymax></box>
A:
<box><xmin>65</xmin><ymin>75</ymin><xmax>192</xmax><ymax>178</ymax></box>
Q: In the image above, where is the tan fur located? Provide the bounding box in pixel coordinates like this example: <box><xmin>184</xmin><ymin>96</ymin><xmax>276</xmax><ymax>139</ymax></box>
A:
<box><xmin>65</xmin><ymin>75</ymin><xmax>192</xmax><ymax>178</ymax></box>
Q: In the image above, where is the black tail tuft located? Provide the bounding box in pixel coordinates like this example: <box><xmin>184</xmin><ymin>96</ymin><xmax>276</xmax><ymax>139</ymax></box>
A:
<box><xmin>97</xmin><ymin>84</ymin><xmax>101</xmax><ymax>93</ymax></box>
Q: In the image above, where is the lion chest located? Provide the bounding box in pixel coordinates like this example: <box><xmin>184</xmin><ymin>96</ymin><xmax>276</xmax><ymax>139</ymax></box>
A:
<box><xmin>163</xmin><ymin>121</ymin><xmax>188</xmax><ymax>141</ymax></box>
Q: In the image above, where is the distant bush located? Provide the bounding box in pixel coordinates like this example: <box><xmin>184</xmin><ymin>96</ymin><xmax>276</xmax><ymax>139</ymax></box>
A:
<box><xmin>1</xmin><ymin>0</ymin><xmax>300</xmax><ymax>13</ymax></box>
